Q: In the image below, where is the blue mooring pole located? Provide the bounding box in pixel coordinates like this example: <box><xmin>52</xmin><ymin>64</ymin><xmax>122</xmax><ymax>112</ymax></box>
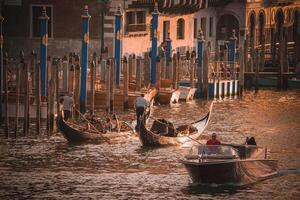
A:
<box><xmin>197</xmin><ymin>29</ymin><xmax>205</xmax><ymax>96</ymax></box>
<box><xmin>151</xmin><ymin>3</ymin><xmax>159</xmax><ymax>85</ymax></box>
<box><xmin>114</xmin><ymin>6</ymin><xmax>122</xmax><ymax>88</ymax></box>
<box><xmin>0</xmin><ymin>16</ymin><xmax>4</xmax><ymax>124</ymax></box>
<box><xmin>228</xmin><ymin>29</ymin><xmax>237</xmax><ymax>79</ymax></box>
<box><xmin>80</xmin><ymin>5</ymin><xmax>91</xmax><ymax>114</ymax></box>
<box><xmin>165</xmin><ymin>32</ymin><xmax>171</xmax><ymax>69</ymax></box>
<box><xmin>39</xmin><ymin>7</ymin><xmax>49</xmax><ymax>100</ymax></box>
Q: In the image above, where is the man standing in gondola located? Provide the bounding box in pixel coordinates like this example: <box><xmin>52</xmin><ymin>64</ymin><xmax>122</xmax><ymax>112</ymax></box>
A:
<box><xmin>135</xmin><ymin>93</ymin><xmax>149</xmax><ymax>130</ymax></box>
<box><xmin>62</xmin><ymin>93</ymin><xmax>74</xmax><ymax>121</ymax></box>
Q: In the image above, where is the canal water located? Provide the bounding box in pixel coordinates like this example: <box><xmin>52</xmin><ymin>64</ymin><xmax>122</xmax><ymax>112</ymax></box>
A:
<box><xmin>0</xmin><ymin>90</ymin><xmax>299</xmax><ymax>199</ymax></box>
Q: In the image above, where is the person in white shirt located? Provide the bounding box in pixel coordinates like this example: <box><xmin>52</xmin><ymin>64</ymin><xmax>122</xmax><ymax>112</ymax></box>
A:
<box><xmin>62</xmin><ymin>93</ymin><xmax>74</xmax><ymax>121</ymax></box>
<box><xmin>135</xmin><ymin>93</ymin><xmax>149</xmax><ymax>129</ymax></box>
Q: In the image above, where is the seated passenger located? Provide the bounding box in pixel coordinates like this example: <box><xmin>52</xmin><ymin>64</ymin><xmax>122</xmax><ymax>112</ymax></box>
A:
<box><xmin>111</xmin><ymin>114</ymin><xmax>120</xmax><ymax>133</ymax></box>
<box><xmin>246</xmin><ymin>137</ymin><xmax>257</xmax><ymax>145</ymax></box>
<box><xmin>206</xmin><ymin>133</ymin><xmax>221</xmax><ymax>145</ymax></box>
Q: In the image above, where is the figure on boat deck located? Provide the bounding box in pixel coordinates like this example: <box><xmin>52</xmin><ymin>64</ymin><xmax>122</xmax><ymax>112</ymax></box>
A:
<box><xmin>206</xmin><ymin>133</ymin><xmax>221</xmax><ymax>145</ymax></box>
<box><xmin>135</xmin><ymin>93</ymin><xmax>149</xmax><ymax>130</ymax></box>
<box><xmin>245</xmin><ymin>136</ymin><xmax>257</xmax><ymax>145</ymax></box>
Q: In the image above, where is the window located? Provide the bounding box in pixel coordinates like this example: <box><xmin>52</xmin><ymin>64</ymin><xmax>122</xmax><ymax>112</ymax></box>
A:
<box><xmin>126</xmin><ymin>10</ymin><xmax>146</xmax><ymax>32</ymax></box>
<box><xmin>194</xmin><ymin>18</ymin><xmax>198</xmax><ymax>38</ymax></box>
<box><xmin>177</xmin><ymin>18</ymin><xmax>185</xmax><ymax>40</ymax></box>
<box><xmin>201</xmin><ymin>17</ymin><xmax>206</xmax><ymax>39</ymax></box>
<box><xmin>136</xmin><ymin>11</ymin><xmax>145</xmax><ymax>24</ymax></box>
<box><xmin>163</xmin><ymin>21</ymin><xmax>170</xmax><ymax>41</ymax></box>
<box><xmin>31</xmin><ymin>5</ymin><xmax>52</xmax><ymax>38</ymax></box>
<box><xmin>126</xmin><ymin>11</ymin><xmax>135</xmax><ymax>25</ymax></box>
<box><xmin>209</xmin><ymin>17</ymin><xmax>213</xmax><ymax>37</ymax></box>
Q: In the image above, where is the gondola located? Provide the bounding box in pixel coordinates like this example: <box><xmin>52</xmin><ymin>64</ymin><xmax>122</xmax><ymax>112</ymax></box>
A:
<box><xmin>137</xmin><ymin>102</ymin><xmax>213</xmax><ymax>147</ymax></box>
<box><xmin>57</xmin><ymin>88</ymin><xmax>157</xmax><ymax>143</ymax></box>
<box><xmin>56</xmin><ymin>114</ymin><xmax>109</xmax><ymax>144</ymax></box>
<box><xmin>180</xmin><ymin>145</ymin><xmax>278</xmax><ymax>184</ymax></box>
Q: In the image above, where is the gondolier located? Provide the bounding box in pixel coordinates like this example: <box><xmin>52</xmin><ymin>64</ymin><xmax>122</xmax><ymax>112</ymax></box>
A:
<box><xmin>135</xmin><ymin>93</ymin><xmax>149</xmax><ymax>129</ymax></box>
<box><xmin>62</xmin><ymin>93</ymin><xmax>74</xmax><ymax>121</ymax></box>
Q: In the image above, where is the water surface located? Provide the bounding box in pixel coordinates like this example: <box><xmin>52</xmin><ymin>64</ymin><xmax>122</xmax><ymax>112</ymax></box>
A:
<box><xmin>0</xmin><ymin>90</ymin><xmax>299</xmax><ymax>199</ymax></box>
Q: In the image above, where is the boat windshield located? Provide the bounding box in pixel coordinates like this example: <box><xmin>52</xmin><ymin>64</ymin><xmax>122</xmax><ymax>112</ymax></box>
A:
<box><xmin>186</xmin><ymin>145</ymin><xmax>240</xmax><ymax>160</ymax></box>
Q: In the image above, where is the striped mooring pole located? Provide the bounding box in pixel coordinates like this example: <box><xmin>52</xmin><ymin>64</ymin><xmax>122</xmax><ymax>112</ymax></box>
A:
<box><xmin>0</xmin><ymin>16</ymin><xmax>3</xmax><ymax>125</ymax></box>
<box><xmin>150</xmin><ymin>3</ymin><xmax>159</xmax><ymax>85</ymax></box>
<box><xmin>39</xmin><ymin>7</ymin><xmax>49</xmax><ymax>101</ymax></box>
<box><xmin>114</xmin><ymin>5</ymin><xmax>122</xmax><ymax>88</ymax></box>
<box><xmin>80</xmin><ymin>5</ymin><xmax>91</xmax><ymax>114</ymax></box>
<box><xmin>228</xmin><ymin>29</ymin><xmax>237</xmax><ymax>79</ymax></box>
<box><xmin>197</xmin><ymin>29</ymin><xmax>205</xmax><ymax>96</ymax></box>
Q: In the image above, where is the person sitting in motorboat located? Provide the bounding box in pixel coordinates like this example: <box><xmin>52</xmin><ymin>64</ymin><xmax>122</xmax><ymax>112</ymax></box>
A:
<box><xmin>206</xmin><ymin>133</ymin><xmax>221</xmax><ymax>154</ymax></box>
<box><xmin>206</xmin><ymin>133</ymin><xmax>221</xmax><ymax>145</ymax></box>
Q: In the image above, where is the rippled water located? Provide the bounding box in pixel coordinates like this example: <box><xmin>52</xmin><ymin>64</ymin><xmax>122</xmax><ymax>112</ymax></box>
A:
<box><xmin>0</xmin><ymin>90</ymin><xmax>300</xmax><ymax>199</ymax></box>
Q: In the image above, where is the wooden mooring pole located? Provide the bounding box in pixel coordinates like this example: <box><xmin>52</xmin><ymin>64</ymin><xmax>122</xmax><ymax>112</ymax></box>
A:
<box><xmin>15</xmin><ymin>52</ymin><xmax>22</xmax><ymax>138</ymax></box>
<box><xmin>56</xmin><ymin>58</ymin><xmax>60</xmax><ymax>119</ymax></box>
<box><xmin>123</xmin><ymin>56</ymin><xmax>129</xmax><ymax>109</ymax></box>
<box><xmin>23</xmin><ymin>62</ymin><xmax>30</xmax><ymax>136</ymax></box>
<box><xmin>105</xmin><ymin>59</ymin><xmax>110</xmax><ymax>112</ymax></box>
<box><xmin>90</xmin><ymin>53</ymin><xmax>97</xmax><ymax>115</ymax></box>
<box><xmin>144</xmin><ymin>53</ymin><xmax>151</xmax><ymax>87</ymax></box>
<box><xmin>172</xmin><ymin>54</ymin><xmax>178</xmax><ymax>89</ymax></box>
<box><xmin>239</xmin><ymin>47</ymin><xmax>245</xmax><ymax>96</ymax></box>
<box><xmin>203</xmin><ymin>49</ymin><xmax>209</xmax><ymax>99</ymax></box>
<box><xmin>128</xmin><ymin>55</ymin><xmax>133</xmax><ymax>83</ymax></box>
<box><xmin>68</xmin><ymin>52</ymin><xmax>75</xmax><ymax>95</ymax></box>
<box><xmin>110</xmin><ymin>59</ymin><xmax>115</xmax><ymax>113</ymax></box>
<box><xmin>46</xmin><ymin>56</ymin><xmax>51</xmax><ymax>133</ymax></box>
<box><xmin>190</xmin><ymin>51</ymin><xmax>195</xmax><ymax>88</ymax></box>
<box><xmin>136</xmin><ymin>57</ymin><xmax>142</xmax><ymax>91</ymax></box>
<box><xmin>254</xmin><ymin>48</ymin><xmax>259</xmax><ymax>93</ymax></box>
<box><xmin>4</xmin><ymin>52</ymin><xmax>9</xmax><ymax>138</ymax></box>
<box><xmin>74</xmin><ymin>55</ymin><xmax>80</xmax><ymax>119</ymax></box>
<box><xmin>34</xmin><ymin>52</ymin><xmax>41</xmax><ymax>135</ymax></box>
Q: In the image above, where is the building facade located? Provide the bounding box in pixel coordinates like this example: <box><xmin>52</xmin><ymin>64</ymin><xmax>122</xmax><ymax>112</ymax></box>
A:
<box><xmin>1</xmin><ymin>0</ymin><xmax>299</xmax><ymax>65</ymax></box>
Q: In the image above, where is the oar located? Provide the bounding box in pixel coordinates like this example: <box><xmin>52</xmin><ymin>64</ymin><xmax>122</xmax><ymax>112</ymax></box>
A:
<box><xmin>73</xmin><ymin>107</ymin><xmax>110</xmax><ymax>142</ymax></box>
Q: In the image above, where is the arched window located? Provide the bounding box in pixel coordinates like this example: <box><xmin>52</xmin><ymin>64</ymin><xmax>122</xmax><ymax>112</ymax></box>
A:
<box><xmin>177</xmin><ymin>18</ymin><xmax>185</xmax><ymax>39</ymax></box>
